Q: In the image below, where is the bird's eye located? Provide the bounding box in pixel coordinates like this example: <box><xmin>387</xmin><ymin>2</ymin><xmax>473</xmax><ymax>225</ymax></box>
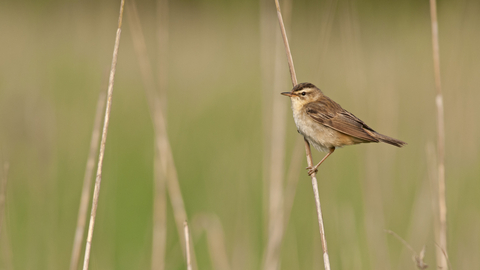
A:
<box><xmin>301</xmin><ymin>92</ymin><xmax>306</xmax><ymax>96</ymax></box>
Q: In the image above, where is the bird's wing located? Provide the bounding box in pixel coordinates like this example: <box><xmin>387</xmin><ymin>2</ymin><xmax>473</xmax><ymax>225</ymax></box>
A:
<box><xmin>305</xmin><ymin>98</ymin><xmax>379</xmax><ymax>143</ymax></box>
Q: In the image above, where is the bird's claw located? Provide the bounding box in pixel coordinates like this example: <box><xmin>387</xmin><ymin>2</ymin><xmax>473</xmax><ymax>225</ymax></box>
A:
<box><xmin>306</xmin><ymin>166</ymin><xmax>318</xmax><ymax>176</ymax></box>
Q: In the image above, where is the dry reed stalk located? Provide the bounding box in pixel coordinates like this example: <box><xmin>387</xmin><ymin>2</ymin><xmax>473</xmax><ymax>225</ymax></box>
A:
<box><xmin>193</xmin><ymin>213</ymin><xmax>231</xmax><ymax>270</ymax></box>
<box><xmin>273</xmin><ymin>1</ymin><xmax>296</xmax><ymax>85</ymax></box>
<box><xmin>426</xmin><ymin>144</ymin><xmax>453</xmax><ymax>270</ymax></box>
<box><xmin>69</xmin><ymin>92</ymin><xmax>106</xmax><ymax>270</ymax></box>
<box><xmin>435</xmin><ymin>243</ymin><xmax>453</xmax><ymax>270</ymax></box>
<box><xmin>273</xmin><ymin>1</ymin><xmax>331</xmax><ymax>269</ymax></box>
<box><xmin>428</xmin><ymin>0</ymin><xmax>448</xmax><ymax>269</ymax></box>
<box><xmin>184</xmin><ymin>221</ymin><xmax>192</xmax><ymax>270</ymax></box>
<box><xmin>126</xmin><ymin>2</ymin><xmax>196</xmax><ymax>268</ymax></box>
<box><xmin>82</xmin><ymin>1</ymin><xmax>125</xmax><ymax>269</ymax></box>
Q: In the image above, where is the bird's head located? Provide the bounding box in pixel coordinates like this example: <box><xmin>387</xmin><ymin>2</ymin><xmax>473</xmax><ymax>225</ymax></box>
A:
<box><xmin>281</xmin><ymin>82</ymin><xmax>323</xmax><ymax>107</ymax></box>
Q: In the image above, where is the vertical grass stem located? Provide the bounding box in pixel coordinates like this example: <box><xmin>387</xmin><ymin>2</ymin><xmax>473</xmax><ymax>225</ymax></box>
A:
<box><xmin>184</xmin><ymin>221</ymin><xmax>192</xmax><ymax>270</ymax></box>
<box><xmin>82</xmin><ymin>1</ymin><xmax>125</xmax><ymax>269</ymax></box>
<box><xmin>429</xmin><ymin>0</ymin><xmax>448</xmax><ymax>268</ymax></box>
<box><xmin>273</xmin><ymin>1</ymin><xmax>331</xmax><ymax>269</ymax></box>
<box><xmin>69</xmin><ymin>92</ymin><xmax>106</xmax><ymax>270</ymax></box>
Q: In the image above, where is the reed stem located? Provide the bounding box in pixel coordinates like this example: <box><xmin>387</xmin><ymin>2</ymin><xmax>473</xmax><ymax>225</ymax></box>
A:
<box><xmin>428</xmin><ymin>0</ymin><xmax>448</xmax><ymax>268</ymax></box>
<box><xmin>273</xmin><ymin>1</ymin><xmax>331</xmax><ymax>269</ymax></box>
<box><xmin>81</xmin><ymin>1</ymin><xmax>125</xmax><ymax>269</ymax></box>
<box><xmin>69</xmin><ymin>92</ymin><xmax>106</xmax><ymax>270</ymax></box>
<box><xmin>184</xmin><ymin>221</ymin><xmax>192</xmax><ymax>270</ymax></box>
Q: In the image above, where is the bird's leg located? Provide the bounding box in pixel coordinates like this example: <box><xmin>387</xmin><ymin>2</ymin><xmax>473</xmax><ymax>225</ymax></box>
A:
<box><xmin>307</xmin><ymin>147</ymin><xmax>335</xmax><ymax>176</ymax></box>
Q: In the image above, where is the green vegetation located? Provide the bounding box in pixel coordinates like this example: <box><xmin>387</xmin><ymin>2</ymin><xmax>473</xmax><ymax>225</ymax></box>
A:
<box><xmin>1</xmin><ymin>0</ymin><xmax>479</xmax><ymax>269</ymax></box>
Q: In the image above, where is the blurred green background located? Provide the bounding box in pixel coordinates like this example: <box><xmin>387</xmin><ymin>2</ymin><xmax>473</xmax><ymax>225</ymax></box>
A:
<box><xmin>1</xmin><ymin>0</ymin><xmax>479</xmax><ymax>269</ymax></box>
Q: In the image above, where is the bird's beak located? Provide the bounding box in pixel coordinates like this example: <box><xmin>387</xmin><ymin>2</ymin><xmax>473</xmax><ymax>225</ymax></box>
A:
<box><xmin>281</xmin><ymin>92</ymin><xmax>294</xmax><ymax>97</ymax></box>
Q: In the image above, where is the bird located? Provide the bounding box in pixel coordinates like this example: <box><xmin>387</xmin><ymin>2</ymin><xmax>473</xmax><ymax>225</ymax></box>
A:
<box><xmin>281</xmin><ymin>82</ymin><xmax>406</xmax><ymax>175</ymax></box>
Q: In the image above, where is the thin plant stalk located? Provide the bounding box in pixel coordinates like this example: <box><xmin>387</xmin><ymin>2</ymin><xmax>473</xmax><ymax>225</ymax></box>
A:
<box><xmin>126</xmin><ymin>2</ymin><xmax>196</xmax><ymax>268</ymax></box>
<box><xmin>69</xmin><ymin>92</ymin><xmax>106</xmax><ymax>270</ymax></box>
<box><xmin>273</xmin><ymin>1</ymin><xmax>331</xmax><ymax>269</ymax></box>
<box><xmin>435</xmin><ymin>243</ymin><xmax>453</xmax><ymax>270</ymax></box>
<box><xmin>274</xmin><ymin>1</ymin><xmax>296</xmax><ymax>85</ymax></box>
<box><xmin>184</xmin><ymin>221</ymin><xmax>192</xmax><ymax>270</ymax></box>
<box><xmin>428</xmin><ymin>0</ymin><xmax>447</xmax><ymax>269</ymax></box>
<box><xmin>82</xmin><ymin>1</ymin><xmax>125</xmax><ymax>269</ymax></box>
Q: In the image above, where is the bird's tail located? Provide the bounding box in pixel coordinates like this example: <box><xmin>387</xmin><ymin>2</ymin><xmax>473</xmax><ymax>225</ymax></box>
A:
<box><xmin>375</xmin><ymin>133</ymin><xmax>407</xmax><ymax>147</ymax></box>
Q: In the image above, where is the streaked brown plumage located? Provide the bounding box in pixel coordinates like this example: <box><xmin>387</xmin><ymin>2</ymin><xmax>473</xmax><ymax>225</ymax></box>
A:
<box><xmin>282</xmin><ymin>82</ymin><xmax>406</xmax><ymax>175</ymax></box>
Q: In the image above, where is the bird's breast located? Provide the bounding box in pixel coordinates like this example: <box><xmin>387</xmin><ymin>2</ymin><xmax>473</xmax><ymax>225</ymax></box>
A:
<box><xmin>292</xmin><ymin>109</ymin><xmax>355</xmax><ymax>152</ymax></box>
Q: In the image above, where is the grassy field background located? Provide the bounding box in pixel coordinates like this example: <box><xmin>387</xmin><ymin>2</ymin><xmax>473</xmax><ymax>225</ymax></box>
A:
<box><xmin>1</xmin><ymin>0</ymin><xmax>479</xmax><ymax>269</ymax></box>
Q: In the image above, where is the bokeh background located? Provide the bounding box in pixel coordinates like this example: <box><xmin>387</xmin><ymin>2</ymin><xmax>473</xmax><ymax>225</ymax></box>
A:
<box><xmin>1</xmin><ymin>0</ymin><xmax>479</xmax><ymax>269</ymax></box>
